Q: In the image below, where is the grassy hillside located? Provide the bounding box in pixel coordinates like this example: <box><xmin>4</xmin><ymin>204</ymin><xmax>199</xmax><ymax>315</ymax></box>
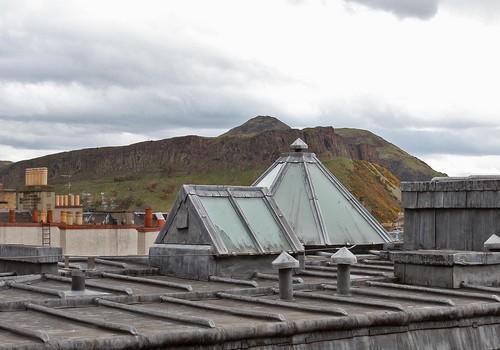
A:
<box><xmin>336</xmin><ymin>128</ymin><xmax>446</xmax><ymax>180</ymax></box>
<box><xmin>322</xmin><ymin>157</ymin><xmax>401</xmax><ymax>223</ymax></box>
<box><xmin>54</xmin><ymin>166</ymin><xmax>267</xmax><ymax>213</ymax></box>
<box><xmin>55</xmin><ymin>157</ymin><xmax>401</xmax><ymax>223</ymax></box>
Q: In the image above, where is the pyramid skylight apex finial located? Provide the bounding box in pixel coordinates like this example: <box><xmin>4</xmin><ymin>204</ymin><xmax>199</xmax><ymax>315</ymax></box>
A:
<box><xmin>290</xmin><ymin>138</ymin><xmax>308</xmax><ymax>152</ymax></box>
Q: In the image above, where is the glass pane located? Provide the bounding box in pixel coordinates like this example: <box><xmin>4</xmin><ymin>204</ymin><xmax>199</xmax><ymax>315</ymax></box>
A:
<box><xmin>199</xmin><ymin>197</ymin><xmax>258</xmax><ymax>253</ymax></box>
<box><xmin>236</xmin><ymin>197</ymin><xmax>292</xmax><ymax>252</ymax></box>
<box><xmin>273</xmin><ymin>164</ymin><xmax>322</xmax><ymax>245</ymax></box>
<box><xmin>255</xmin><ymin>163</ymin><xmax>284</xmax><ymax>188</ymax></box>
<box><xmin>307</xmin><ymin>164</ymin><xmax>385</xmax><ymax>244</ymax></box>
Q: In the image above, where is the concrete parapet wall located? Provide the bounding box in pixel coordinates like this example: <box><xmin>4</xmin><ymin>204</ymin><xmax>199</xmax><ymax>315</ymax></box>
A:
<box><xmin>137</xmin><ymin>229</ymin><xmax>159</xmax><ymax>255</ymax></box>
<box><xmin>402</xmin><ymin>178</ymin><xmax>500</xmax><ymax>250</ymax></box>
<box><xmin>392</xmin><ymin>250</ymin><xmax>500</xmax><ymax>288</ymax></box>
<box><xmin>63</xmin><ymin>227</ymin><xmax>139</xmax><ymax>256</ymax></box>
<box><xmin>0</xmin><ymin>244</ymin><xmax>61</xmax><ymax>274</ymax></box>
<box><xmin>0</xmin><ymin>225</ymin><xmax>158</xmax><ymax>256</ymax></box>
<box><xmin>0</xmin><ymin>225</ymin><xmax>60</xmax><ymax>246</ymax></box>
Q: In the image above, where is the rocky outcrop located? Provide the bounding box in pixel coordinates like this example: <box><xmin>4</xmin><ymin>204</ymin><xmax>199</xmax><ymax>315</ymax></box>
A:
<box><xmin>0</xmin><ymin>117</ymin><xmax>443</xmax><ymax>188</ymax></box>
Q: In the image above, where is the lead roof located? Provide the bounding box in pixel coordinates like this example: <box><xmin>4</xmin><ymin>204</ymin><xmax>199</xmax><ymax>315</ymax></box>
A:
<box><xmin>0</xmin><ymin>254</ymin><xmax>498</xmax><ymax>349</ymax></box>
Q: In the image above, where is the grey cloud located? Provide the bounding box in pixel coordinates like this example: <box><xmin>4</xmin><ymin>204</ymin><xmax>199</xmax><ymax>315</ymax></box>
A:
<box><xmin>378</xmin><ymin>127</ymin><xmax>500</xmax><ymax>157</ymax></box>
<box><xmin>441</xmin><ymin>0</ymin><xmax>500</xmax><ymax>20</ymax></box>
<box><xmin>316</xmin><ymin>100</ymin><xmax>500</xmax><ymax>157</ymax></box>
<box><xmin>345</xmin><ymin>0</ymin><xmax>500</xmax><ymax>20</ymax></box>
<box><xmin>345</xmin><ymin>0</ymin><xmax>438</xmax><ymax>19</ymax></box>
<box><xmin>0</xmin><ymin>1</ymin><xmax>288</xmax><ymax>150</ymax></box>
<box><xmin>0</xmin><ymin>19</ymin><xmax>282</xmax><ymax>89</ymax></box>
<box><xmin>316</xmin><ymin>98</ymin><xmax>499</xmax><ymax>132</ymax></box>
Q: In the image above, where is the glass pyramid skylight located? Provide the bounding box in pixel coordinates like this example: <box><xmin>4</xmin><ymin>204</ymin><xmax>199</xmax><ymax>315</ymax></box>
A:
<box><xmin>254</xmin><ymin>139</ymin><xmax>391</xmax><ymax>246</ymax></box>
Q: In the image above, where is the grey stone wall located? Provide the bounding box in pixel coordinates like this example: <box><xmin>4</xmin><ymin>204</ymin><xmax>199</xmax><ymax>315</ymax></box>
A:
<box><xmin>401</xmin><ymin>178</ymin><xmax>500</xmax><ymax>250</ymax></box>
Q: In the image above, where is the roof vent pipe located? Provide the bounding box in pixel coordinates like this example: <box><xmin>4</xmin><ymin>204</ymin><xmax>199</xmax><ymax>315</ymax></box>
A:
<box><xmin>71</xmin><ymin>270</ymin><xmax>85</xmax><ymax>292</ymax></box>
<box><xmin>331</xmin><ymin>247</ymin><xmax>357</xmax><ymax>296</ymax></box>
<box><xmin>272</xmin><ymin>251</ymin><xmax>299</xmax><ymax>300</ymax></box>
<box><xmin>290</xmin><ymin>138</ymin><xmax>308</xmax><ymax>153</ymax></box>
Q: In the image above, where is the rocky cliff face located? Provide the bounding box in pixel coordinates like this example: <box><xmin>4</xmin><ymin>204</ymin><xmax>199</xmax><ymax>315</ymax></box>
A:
<box><xmin>0</xmin><ymin>126</ymin><xmax>388</xmax><ymax>187</ymax></box>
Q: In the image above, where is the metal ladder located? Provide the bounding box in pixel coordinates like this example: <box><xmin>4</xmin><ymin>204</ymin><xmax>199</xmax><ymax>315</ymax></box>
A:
<box><xmin>41</xmin><ymin>223</ymin><xmax>51</xmax><ymax>246</ymax></box>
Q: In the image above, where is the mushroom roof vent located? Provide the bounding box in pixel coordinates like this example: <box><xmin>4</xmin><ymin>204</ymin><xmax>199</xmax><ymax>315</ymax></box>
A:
<box><xmin>290</xmin><ymin>138</ymin><xmax>308</xmax><ymax>152</ymax></box>
<box><xmin>272</xmin><ymin>251</ymin><xmax>299</xmax><ymax>269</ymax></box>
<box><xmin>331</xmin><ymin>247</ymin><xmax>357</xmax><ymax>265</ymax></box>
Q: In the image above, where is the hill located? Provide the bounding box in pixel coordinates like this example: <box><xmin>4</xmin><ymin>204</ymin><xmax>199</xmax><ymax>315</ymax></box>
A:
<box><xmin>0</xmin><ymin>161</ymin><xmax>12</xmax><ymax>172</ymax></box>
<box><xmin>0</xmin><ymin>117</ymin><xmax>445</xmax><ymax>223</ymax></box>
<box><xmin>335</xmin><ymin>128</ymin><xmax>445</xmax><ymax>181</ymax></box>
<box><xmin>221</xmin><ymin>115</ymin><xmax>291</xmax><ymax>137</ymax></box>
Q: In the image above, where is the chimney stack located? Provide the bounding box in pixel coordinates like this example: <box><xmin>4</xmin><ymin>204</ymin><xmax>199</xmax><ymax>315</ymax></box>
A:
<box><xmin>145</xmin><ymin>208</ymin><xmax>153</xmax><ymax>228</ymax></box>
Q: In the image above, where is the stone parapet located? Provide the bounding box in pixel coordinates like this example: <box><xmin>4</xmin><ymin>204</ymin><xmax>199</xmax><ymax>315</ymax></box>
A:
<box><xmin>393</xmin><ymin>250</ymin><xmax>500</xmax><ymax>288</ymax></box>
<box><xmin>401</xmin><ymin>177</ymin><xmax>500</xmax><ymax>250</ymax></box>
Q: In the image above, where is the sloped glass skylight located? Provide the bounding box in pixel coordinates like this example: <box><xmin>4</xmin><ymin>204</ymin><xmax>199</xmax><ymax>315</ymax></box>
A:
<box><xmin>156</xmin><ymin>185</ymin><xmax>304</xmax><ymax>255</ymax></box>
<box><xmin>307</xmin><ymin>163</ymin><xmax>382</xmax><ymax>244</ymax></box>
<box><xmin>199</xmin><ymin>197</ymin><xmax>259</xmax><ymax>253</ymax></box>
<box><xmin>235</xmin><ymin>197</ymin><xmax>292</xmax><ymax>252</ymax></box>
<box><xmin>273</xmin><ymin>164</ymin><xmax>322</xmax><ymax>245</ymax></box>
<box><xmin>255</xmin><ymin>162</ymin><xmax>284</xmax><ymax>188</ymax></box>
<box><xmin>253</xmin><ymin>138</ymin><xmax>391</xmax><ymax>246</ymax></box>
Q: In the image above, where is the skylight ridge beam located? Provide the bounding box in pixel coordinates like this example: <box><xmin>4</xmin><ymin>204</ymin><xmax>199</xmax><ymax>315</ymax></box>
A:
<box><xmin>267</xmin><ymin>160</ymin><xmax>289</xmax><ymax>194</ymax></box>
<box><xmin>303</xmin><ymin>161</ymin><xmax>330</xmax><ymax>245</ymax></box>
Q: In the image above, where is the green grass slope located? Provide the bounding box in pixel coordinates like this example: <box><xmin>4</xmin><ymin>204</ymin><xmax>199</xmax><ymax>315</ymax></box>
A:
<box><xmin>59</xmin><ymin>156</ymin><xmax>401</xmax><ymax>224</ymax></box>
<box><xmin>336</xmin><ymin>128</ymin><xmax>446</xmax><ymax>181</ymax></box>
<box><xmin>322</xmin><ymin>157</ymin><xmax>401</xmax><ymax>223</ymax></box>
<box><xmin>55</xmin><ymin>166</ymin><xmax>267</xmax><ymax>213</ymax></box>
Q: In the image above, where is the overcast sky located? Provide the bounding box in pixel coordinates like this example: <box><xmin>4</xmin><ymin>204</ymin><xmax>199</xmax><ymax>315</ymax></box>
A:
<box><xmin>1</xmin><ymin>0</ymin><xmax>499</xmax><ymax>176</ymax></box>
